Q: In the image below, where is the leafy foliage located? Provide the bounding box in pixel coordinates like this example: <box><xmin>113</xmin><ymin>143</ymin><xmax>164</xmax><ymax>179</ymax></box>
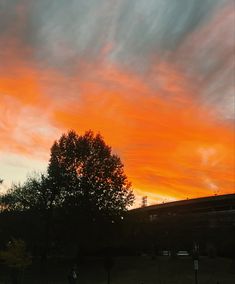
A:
<box><xmin>0</xmin><ymin>130</ymin><xmax>134</xmax><ymax>261</ymax></box>
<box><xmin>0</xmin><ymin>130</ymin><xmax>134</xmax><ymax>217</ymax></box>
<box><xmin>0</xmin><ymin>239</ymin><xmax>32</xmax><ymax>269</ymax></box>
<box><xmin>48</xmin><ymin>130</ymin><xmax>134</xmax><ymax>216</ymax></box>
<box><xmin>0</xmin><ymin>174</ymin><xmax>51</xmax><ymax>212</ymax></box>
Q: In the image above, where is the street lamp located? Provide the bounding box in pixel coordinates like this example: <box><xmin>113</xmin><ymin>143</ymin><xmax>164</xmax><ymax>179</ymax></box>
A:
<box><xmin>193</xmin><ymin>242</ymin><xmax>199</xmax><ymax>284</ymax></box>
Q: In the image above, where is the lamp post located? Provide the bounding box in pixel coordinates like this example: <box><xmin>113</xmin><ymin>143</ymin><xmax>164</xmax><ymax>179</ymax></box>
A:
<box><xmin>193</xmin><ymin>242</ymin><xmax>199</xmax><ymax>284</ymax></box>
<box><xmin>194</xmin><ymin>258</ymin><xmax>199</xmax><ymax>284</ymax></box>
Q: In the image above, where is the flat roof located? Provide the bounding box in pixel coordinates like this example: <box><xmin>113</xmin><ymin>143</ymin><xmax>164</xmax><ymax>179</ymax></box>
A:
<box><xmin>130</xmin><ymin>193</ymin><xmax>235</xmax><ymax>213</ymax></box>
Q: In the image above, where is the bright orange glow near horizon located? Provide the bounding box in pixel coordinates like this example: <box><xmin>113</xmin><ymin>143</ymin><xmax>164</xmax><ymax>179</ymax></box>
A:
<box><xmin>1</xmin><ymin>56</ymin><xmax>234</xmax><ymax>204</ymax></box>
<box><xmin>52</xmin><ymin>64</ymin><xmax>235</xmax><ymax>201</ymax></box>
<box><xmin>0</xmin><ymin>0</ymin><xmax>234</xmax><ymax>205</ymax></box>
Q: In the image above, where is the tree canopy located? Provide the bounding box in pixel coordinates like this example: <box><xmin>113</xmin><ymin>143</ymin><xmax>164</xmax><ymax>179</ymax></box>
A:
<box><xmin>47</xmin><ymin>130</ymin><xmax>134</xmax><ymax>216</ymax></box>
<box><xmin>0</xmin><ymin>174</ymin><xmax>50</xmax><ymax>212</ymax></box>
<box><xmin>0</xmin><ymin>130</ymin><xmax>134</xmax><ymax>217</ymax></box>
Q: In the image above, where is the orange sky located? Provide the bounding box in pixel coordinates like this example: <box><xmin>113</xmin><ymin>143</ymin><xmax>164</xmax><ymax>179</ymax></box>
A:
<box><xmin>1</xmin><ymin>56</ymin><xmax>234</xmax><ymax>204</ymax></box>
<box><xmin>0</xmin><ymin>0</ymin><xmax>234</xmax><ymax>205</ymax></box>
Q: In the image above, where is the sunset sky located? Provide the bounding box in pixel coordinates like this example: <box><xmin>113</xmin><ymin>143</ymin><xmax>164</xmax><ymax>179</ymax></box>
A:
<box><xmin>0</xmin><ymin>0</ymin><xmax>234</xmax><ymax>206</ymax></box>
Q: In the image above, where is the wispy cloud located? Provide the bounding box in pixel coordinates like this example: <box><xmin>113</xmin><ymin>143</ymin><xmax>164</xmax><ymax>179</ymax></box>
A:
<box><xmin>0</xmin><ymin>0</ymin><xmax>234</xmax><ymax>202</ymax></box>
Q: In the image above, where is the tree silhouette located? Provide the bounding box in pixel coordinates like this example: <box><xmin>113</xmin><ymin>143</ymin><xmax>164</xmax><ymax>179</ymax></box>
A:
<box><xmin>1</xmin><ymin>130</ymin><xmax>134</xmax><ymax>215</ymax></box>
<box><xmin>0</xmin><ymin>238</ymin><xmax>32</xmax><ymax>283</ymax></box>
<box><xmin>48</xmin><ymin>130</ymin><xmax>134</xmax><ymax>217</ymax></box>
<box><xmin>0</xmin><ymin>130</ymin><xmax>134</xmax><ymax>262</ymax></box>
<box><xmin>0</xmin><ymin>175</ymin><xmax>45</xmax><ymax>211</ymax></box>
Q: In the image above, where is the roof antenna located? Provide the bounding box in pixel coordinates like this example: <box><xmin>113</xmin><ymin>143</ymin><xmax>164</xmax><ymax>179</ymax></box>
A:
<box><xmin>141</xmin><ymin>196</ymin><xmax>147</xmax><ymax>207</ymax></box>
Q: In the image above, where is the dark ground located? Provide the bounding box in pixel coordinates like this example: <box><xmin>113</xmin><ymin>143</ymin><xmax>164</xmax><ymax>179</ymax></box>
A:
<box><xmin>0</xmin><ymin>256</ymin><xmax>235</xmax><ymax>284</ymax></box>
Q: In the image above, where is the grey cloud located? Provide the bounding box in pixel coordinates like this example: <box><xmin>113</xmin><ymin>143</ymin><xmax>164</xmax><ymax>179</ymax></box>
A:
<box><xmin>0</xmin><ymin>0</ymin><xmax>229</xmax><ymax>67</ymax></box>
<box><xmin>0</xmin><ymin>0</ymin><xmax>233</xmax><ymax>119</ymax></box>
<box><xmin>174</xmin><ymin>1</ymin><xmax>234</xmax><ymax>119</ymax></box>
<box><xmin>0</xmin><ymin>0</ymin><xmax>20</xmax><ymax>33</ymax></box>
<box><xmin>17</xmin><ymin>0</ymin><xmax>223</xmax><ymax>67</ymax></box>
<box><xmin>0</xmin><ymin>0</ymin><xmax>227</xmax><ymax>69</ymax></box>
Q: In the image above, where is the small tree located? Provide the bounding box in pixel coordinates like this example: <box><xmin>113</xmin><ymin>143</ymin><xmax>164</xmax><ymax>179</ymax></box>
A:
<box><xmin>0</xmin><ymin>238</ymin><xmax>32</xmax><ymax>283</ymax></box>
<box><xmin>0</xmin><ymin>174</ymin><xmax>50</xmax><ymax>212</ymax></box>
<box><xmin>0</xmin><ymin>174</ymin><xmax>58</xmax><ymax>266</ymax></box>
